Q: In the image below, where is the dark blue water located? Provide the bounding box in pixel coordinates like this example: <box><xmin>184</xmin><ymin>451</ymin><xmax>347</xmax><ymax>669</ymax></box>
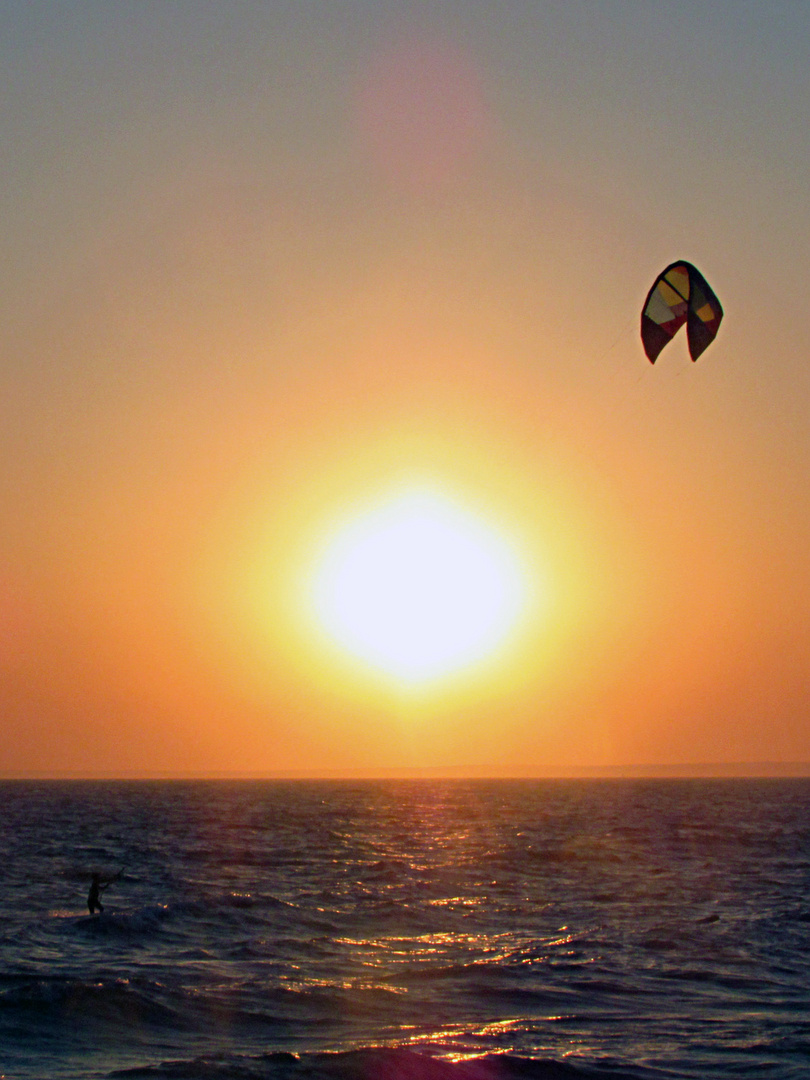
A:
<box><xmin>1</xmin><ymin>779</ymin><xmax>809</xmax><ymax>1080</ymax></box>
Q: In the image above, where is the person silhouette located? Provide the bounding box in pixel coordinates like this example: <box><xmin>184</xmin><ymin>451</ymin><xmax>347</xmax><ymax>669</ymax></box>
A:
<box><xmin>87</xmin><ymin>872</ymin><xmax>115</xmax><ymax>915</ymax></box>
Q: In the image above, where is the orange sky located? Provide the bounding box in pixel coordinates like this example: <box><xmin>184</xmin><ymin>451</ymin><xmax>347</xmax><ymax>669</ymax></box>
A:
<box><xmin>2</xmin><ymin>3</ymin><xmax>810</xmax><ymax>777</ymax></box>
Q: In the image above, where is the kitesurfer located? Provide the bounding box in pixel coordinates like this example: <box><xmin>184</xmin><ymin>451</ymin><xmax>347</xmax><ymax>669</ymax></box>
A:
<box><xmin>87</xmin><ymin>871</ymin><xmax>116</xmax><ymax>914</ymax></box>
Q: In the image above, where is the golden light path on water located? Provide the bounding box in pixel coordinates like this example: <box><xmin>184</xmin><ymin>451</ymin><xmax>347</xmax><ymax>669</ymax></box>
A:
<box><xmin>309</xmin><ymin>489</ymin><xmax>529</xmax><ymax>685</ymax></box>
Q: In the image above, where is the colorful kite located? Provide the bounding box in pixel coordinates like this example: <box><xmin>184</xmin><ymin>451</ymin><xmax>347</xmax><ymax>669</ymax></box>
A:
<box><xmin>641</xmin><ymin>261</ymin><xmax>723</xmax><ymax>363</ymax></box>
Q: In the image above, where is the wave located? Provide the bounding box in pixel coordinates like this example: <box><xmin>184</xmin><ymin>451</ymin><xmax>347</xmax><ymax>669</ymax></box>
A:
<box><xmin>0</xmin><ymin>972</ymin><xmax>408</xmax><ymax>1039</ymax></box>
<box><xmin>107</xmin><ymin>1046</ymin><xmax>662</xmax><ymax>1080</ymax></box>
<box><xmin>0</xmin><ymin>974</ymin><xmax>183</xmax><ymax>1030</ymax></box>
<box><xmin>46</xmin><ymin>892</ymin><xmax>341</xmax><ymax>943</ymax></box>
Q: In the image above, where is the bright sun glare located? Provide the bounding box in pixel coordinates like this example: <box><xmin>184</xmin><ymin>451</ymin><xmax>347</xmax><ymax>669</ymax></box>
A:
<box><xmin>311</xmin><ymin>490</ymin><xmax>526</xmax><ymax>684</ymax></box>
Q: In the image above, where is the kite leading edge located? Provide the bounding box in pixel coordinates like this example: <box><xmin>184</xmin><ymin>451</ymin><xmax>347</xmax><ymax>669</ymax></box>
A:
<box><xmin>641</xmin><ymin>261</ymin><xmax>723</xmax><ymax>363</ymax></box>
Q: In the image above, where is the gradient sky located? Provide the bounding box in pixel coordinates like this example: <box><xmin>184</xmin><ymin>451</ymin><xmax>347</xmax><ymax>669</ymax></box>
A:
<box><xmin>3</xmin><ymin>1</ymin><xmax>810</xmax><ymax>778</ymax></box>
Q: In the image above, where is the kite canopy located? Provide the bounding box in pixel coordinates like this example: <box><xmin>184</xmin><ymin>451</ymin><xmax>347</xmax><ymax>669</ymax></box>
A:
<box><xmin>641</xmin><ymin>261</ymin><xmax>723</xmax><ymax>363</ymax></box>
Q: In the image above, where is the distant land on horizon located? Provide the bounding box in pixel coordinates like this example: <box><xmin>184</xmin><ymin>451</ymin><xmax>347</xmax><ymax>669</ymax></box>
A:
<box><xmin>3</xmin><ymin>763</ymin><xmax>810</xmax><ymax>781</ymax></box>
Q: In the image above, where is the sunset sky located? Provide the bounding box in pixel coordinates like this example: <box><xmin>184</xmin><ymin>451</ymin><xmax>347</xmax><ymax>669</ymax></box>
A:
<box><xmin>3</xmin><ymin>2</ymin><xmax>810</xmax><ymax>778</ymax></box>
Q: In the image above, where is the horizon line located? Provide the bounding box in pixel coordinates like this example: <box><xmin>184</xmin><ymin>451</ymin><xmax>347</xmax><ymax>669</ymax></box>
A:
<box><xmin>2</xmin><ymin>761</ymin><xmax>810</xmax><ymax>781</ymax></box>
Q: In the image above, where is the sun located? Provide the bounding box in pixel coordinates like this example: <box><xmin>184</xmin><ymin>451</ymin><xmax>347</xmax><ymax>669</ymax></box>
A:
<box><xmin>310</xmin><ymin>489</ymin><xmax>526</xmax><ymax>684</ymax></box>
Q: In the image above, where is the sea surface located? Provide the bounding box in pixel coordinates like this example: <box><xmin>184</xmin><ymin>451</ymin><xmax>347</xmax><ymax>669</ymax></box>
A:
<box><xmin>1</xmin><ymin>779</ymin><xmax>809</xmax><ymax>1080</ymax></box>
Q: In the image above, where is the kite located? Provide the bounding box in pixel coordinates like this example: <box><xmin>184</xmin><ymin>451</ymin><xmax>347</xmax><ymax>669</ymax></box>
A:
<box><xmin>641</xmin><ymin>261</ymin><xmax>723</xmax><ymax>363</ymax></box>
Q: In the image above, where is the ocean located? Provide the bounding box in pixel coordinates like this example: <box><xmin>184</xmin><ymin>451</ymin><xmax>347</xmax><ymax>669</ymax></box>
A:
<box><xmin>1</xmin><ymin>778</ymin><xmax>808</xmax><ymax>1080</ymax></box>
